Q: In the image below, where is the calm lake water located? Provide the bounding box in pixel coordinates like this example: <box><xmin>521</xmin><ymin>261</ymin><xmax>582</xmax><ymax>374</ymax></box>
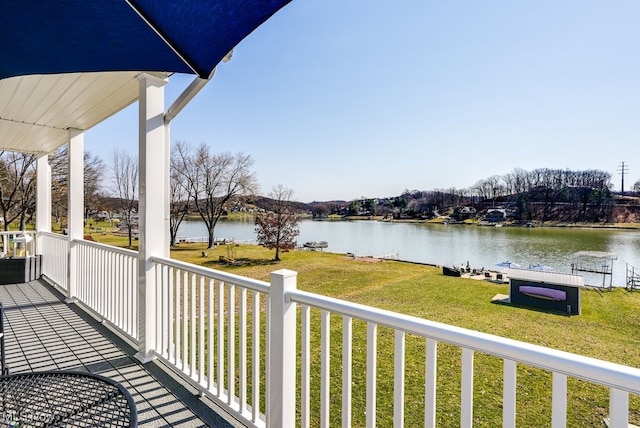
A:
<box><xmin>177</xmin><ymin>218</ymin><xmax>640</xmax><ymax>287</ymax></box>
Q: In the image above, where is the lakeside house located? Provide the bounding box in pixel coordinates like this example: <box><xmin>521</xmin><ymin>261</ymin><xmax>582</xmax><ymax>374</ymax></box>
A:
<box><xmin>485</xmin><ymin>208</ymin><xmax>507</xmax><ymax>222</ymax></box>
<box><xmin>453</xmin><ymin>206</ymin><xmax>477</xmax><ymax>221</ymax></box>
<box><xmin>0</xmin><ymin>3</ymin><xmax>638</xmax><ymax>428</ymax></box>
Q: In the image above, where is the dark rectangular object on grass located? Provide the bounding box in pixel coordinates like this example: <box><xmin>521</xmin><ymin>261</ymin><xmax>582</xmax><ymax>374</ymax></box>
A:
<box><xmin>510</xmin><ymin>278</ymin><xmax>580</xmax><ymax>315</ymax></box>
<box><xmin>0</xmin><ymin>255</ymin><xmax>42</xmax><ymax>285</ymax></box>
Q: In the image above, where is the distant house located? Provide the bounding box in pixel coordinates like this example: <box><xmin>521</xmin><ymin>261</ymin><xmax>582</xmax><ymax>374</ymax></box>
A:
<box><xmin>95</xmin><ymin>211</ymin><xmax>110</xmax><ymax>220</ymax></box>
<box><xmin>486</xmin><ymin>209</ymin><xmax>506</xmax><ymax>222</ymax></box>
<box><xmin>453</xmin><ymin>206</ymin><xmax>477</xmax><ymax>221</ymax></box>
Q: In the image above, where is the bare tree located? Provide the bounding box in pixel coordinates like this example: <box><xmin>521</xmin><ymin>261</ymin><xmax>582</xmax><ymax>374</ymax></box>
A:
<box><xmin>111</xmin><ymin>150</ymin><xmax>138</xmax><ymax>248</ymax></box>
<box><xmin>0</xmin><ymin>151</ymin><xmax>37</xmax><ymax>230</ymax></box>
<box><xmin>49</xmin><ymin>146</ymin><xmax>104</xmax><ymax>224</ymax></box>
<box><xmin>511</xmin><ymin>168</ymin><xmax>530</xmax><ymax>194</ymax></box>
<box><xmin>169</xmin><ymin>142</ymin><xmax>191</xmax><ymax>247</ymax></box>
<box><xmin>49</xmin><ymin>148</ymin><xmax>67</xmax><ymax>224</ymax></box>
<box><xmin>255</xmin><ymin>185</ymin><xmax>300</xmax><ymax>261</ymax></box>
<box><xmin>175</xmin><ymin>142</ymin><xmax>258</xmax><ymax>248</ymax></box>
<box><xmin>309</xmin><ymin>202</ymin><xmax>329</xmax><ymax>218</ymax></box>
<box><xmin>84</xmin><ymin>151</ymin><xmax>105</xmax><ymax>217</ymax></box>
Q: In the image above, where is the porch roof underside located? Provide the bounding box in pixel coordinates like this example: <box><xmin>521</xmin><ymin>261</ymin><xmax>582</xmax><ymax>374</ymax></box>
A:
<box><xmin>0</xmin><ymin>72</ymin><xmax>167</xmax><ymax>154</ymax></box>
<box><xmin>0</xmin><ymin>0</ymin><xmax>290</xmax><ymax>154</ymax></box>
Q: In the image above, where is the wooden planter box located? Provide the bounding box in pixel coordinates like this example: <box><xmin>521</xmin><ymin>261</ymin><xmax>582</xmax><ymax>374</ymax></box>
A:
<box><xmin>0</xmin><ymin>255</ymin><xmax>42</xmax><ymax>285</ymax></box>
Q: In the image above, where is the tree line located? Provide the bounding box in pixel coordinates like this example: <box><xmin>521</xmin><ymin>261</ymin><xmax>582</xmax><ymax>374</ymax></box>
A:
<box><xmin>1</xmin><ymin>146</ymin><xmax>639</xmax><ymax>237</ymax></box>
<box><xmin>0</xmin><ymin>142</ymin><xmax>258</xmax><ymax>250</ymax></box>
<box><xmin>307</xmin><ymin>167</ymin><xmax>630</xmax><ymax>223</ymax></box>
<box><xmin>470</xmin><ymin>168</ymin><xmax>614</xmax><ymax>222</ymax></box>
<box><xmin>108</xmin><ymin>141</ymin><xmax>258</xmax><ymax>248</ymax></box>
<box><xmin>0</xmin><ymin>148</ymin><xmax>104</xmax><ymax>231</ymax></box>
<box><xmin>471</xmin><ymin>168</ymin><xmax>612</xmax><ymax>201</ymax></box>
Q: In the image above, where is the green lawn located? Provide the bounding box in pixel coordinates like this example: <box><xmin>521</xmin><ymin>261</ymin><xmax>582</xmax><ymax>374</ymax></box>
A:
<box><xmin>89</xmin><ymin>234</ymin><xmax>640</xmax><ymax>426</ymax></box>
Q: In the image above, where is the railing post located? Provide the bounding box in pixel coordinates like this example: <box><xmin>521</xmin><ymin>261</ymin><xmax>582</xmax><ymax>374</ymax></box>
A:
<box><xmin>268</xmin><ymin>269</ymin><xmax>297</xmax><ymax>428</ymax></box>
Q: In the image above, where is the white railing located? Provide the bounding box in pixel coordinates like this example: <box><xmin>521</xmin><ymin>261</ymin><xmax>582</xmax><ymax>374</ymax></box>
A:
<box><xmin>151</xmin><ymin>256</ymin><xmax>271</xmax><ymax>428</ymax></box>
<box><xmin>39</xmin><ymin>232</ymin><xmax>68</xmax><ymax>290</ymax></box>
<box><xmin>143</xmin><ymin>259</ymin><xmax>640</xmax><ymax>428</ymax></box>
<box><xmin>75</xmin><ymin>240</ymin><xmax>139</xmax><ymax>341</ymax></box>
<box><xmin>287</xmin><ymin>288</ymin><xmax>640</xmax><ymax>428</ymax></box>
<box><xmin>0</xmin><ymin>230</ymin><xmax>37</xmax><ymax>257</ymax></box>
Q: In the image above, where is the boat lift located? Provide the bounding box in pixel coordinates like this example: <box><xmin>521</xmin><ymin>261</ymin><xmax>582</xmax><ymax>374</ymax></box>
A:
<box><xmin>570</xmin><ymin>251</ymin><xmax>617</xmax><ymax>291</ymax></box>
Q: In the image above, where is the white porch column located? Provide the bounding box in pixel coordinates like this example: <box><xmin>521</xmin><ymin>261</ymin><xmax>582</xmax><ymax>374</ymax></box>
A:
<box><xmin>36</xmin><ymin>153</ymin><xmax>52</xmax><ymax>253</ymax></box>
<box><xmin>67</xmin><ymin>130</ymin><xmax>84</xmax><ymax>302</ymax></box>
<box><xmin>163</xmin><ymin>123</ymin><xmax>171</xmax><ymax>258</ymax></box>
<box><xmin>135</xmin><ymin>73</ymin><xmax>168</xmax><ymax>362</ymax></box>
<box><xmin>268</xmin><ymin>269</ymin><xmax>297</xmax><ymax>427</ymax></box>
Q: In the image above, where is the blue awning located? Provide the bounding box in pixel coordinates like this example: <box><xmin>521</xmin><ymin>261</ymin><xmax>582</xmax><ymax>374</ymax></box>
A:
<box><xmin>0</xmin><ymin>0</ymin><xmax>291</xmax><ymax>79</ymax></box>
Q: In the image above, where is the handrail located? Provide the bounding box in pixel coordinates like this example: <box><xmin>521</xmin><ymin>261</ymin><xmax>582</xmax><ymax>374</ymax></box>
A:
<box><xmin>39</xmin><ymin>233</ymin><xmax>137</xmax><ymax>259</ymax></box>
<box><xmin>151</xmin><ymin>255</ymin><xmax>271</xmax><ymax>294</ymax></box>
<box><xmin>289</xmin><ymin>289</ymin><xmax>640</xmax><ymax>395</ymax></box>
<box><xmin>1</xmin><ymin>230</ymin><xmax>37</xmax><ymax>256</ymax></box>
<box><xmin>37</xmin><ymin>231</ymin><xmax>60</xmax><ymax>238</ymax></box>
<box><xmin>74</xmin><ymin>238</ymin><xmax>138</xmax><ymax>257</ymax></box>
<box><xmin>39</xmin><ymin>233</ymin><xmax>137</xmax><ymax>258</ymax></box>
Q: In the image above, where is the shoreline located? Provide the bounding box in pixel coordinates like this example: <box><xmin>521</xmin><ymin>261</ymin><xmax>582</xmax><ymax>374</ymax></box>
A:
<box><xmin>310</xmin><ymin>215</ymin><xmax>640</xmax><ymax>231</ymax></box>
<box><xmin>187</xmin><ymin>212</ymin><xmax>640</xmax><ymax>231</ymax></box>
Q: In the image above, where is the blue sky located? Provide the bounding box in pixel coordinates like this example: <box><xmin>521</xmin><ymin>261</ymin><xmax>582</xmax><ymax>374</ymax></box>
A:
<box><xmin>86</xmin><ymin>0</ymin><xmax>640</xmax><ymax>203</ymax></box>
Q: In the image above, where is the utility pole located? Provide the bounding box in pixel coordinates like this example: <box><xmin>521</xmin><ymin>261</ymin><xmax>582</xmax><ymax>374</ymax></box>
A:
<box><xmin>618</xmin><ymin>161</ymin><xmax>629</xmax><ymax>195</ymax></box>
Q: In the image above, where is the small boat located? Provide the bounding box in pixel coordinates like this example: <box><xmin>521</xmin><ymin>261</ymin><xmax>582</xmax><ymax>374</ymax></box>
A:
<box><xmin>303</xmin><ymin>241</ymin><xmax>328</xmax><ymax>250</ymax></box>
<box><xmin>519</xmin><ymin>286</ymin><xmax>566</xmax><ymax>301</ymax></box>
<box><xmin>442</xmin><ymin>266</ymin><xmax>461</xmax><ymax>277</ymax></box>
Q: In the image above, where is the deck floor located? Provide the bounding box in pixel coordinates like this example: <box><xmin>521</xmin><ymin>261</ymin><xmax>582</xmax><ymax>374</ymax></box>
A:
<box><xmin>0</xmin><ymin>279</ymin><xmax>240</xmax><ymax>428</ymax></box>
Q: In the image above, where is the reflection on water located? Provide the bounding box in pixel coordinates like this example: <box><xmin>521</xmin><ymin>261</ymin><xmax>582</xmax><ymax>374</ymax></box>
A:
<box><xmin>178</xmin><ymin>219</ymin><xmax>640</xmax><ymax>287</ymax></box>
